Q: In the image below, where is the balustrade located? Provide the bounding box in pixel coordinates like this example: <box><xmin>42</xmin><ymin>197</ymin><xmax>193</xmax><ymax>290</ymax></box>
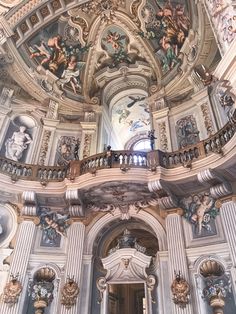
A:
<box><xmin>0</xmin><ymin>122</ymin><xmax>234</xmax><ymax>181</ymax></box>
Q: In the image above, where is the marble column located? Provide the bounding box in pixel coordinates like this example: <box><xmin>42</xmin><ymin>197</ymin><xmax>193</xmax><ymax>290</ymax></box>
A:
<box><xmin>166</xmin><ymin>213</ymin><xmax>193</xmax><ymax>314</ymax></box>
<box><xmin>220</xmin><ymin>201</ymin><xmax>236</xmax><ymax>291</ymax></box>
<box><xmin>0</xmin><ymin>220</ymin><xmax>36</xmax><ymax>314</ymax></box>
<box><xmin>60</xmin><ymin>222</ymin><xmax>85</xmax><ymax>314</ymax></box>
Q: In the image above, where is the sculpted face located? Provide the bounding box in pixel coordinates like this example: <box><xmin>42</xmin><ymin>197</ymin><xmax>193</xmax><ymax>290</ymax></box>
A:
<box><xmin>19</xmin><ymin>126</ymin><xmax>26</xmax><ymax>132</ymax></box>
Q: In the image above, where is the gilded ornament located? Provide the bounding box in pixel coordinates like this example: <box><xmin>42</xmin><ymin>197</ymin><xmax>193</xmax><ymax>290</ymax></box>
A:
<box><xmin>171</xmin><ymin>271</ymin><xmax>190</xmax><ymax>308</ymax></box>
<box><xmin>61</xmin><ymin>277</ymin><xmax>80</xmax><ymax>309</ymax></box>
<box><xmin>2</xmin><ymin>273</ymin><xmax>22</xmax><ymax>306</ymax></box>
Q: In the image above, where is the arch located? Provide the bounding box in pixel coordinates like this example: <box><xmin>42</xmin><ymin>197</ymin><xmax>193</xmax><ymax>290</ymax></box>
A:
<box><xmin>193</xmin><ymin>254</ymin><xmax>229</xmax><ymax>275</ymax></box>
<box><xmin>84</xmin><ymin>208</ymin><xmax>167</xmax><ymax>255</ymax></box>
<box><xmin>0</xmin><ymin>203</ymin><xmax>18</xmax><ymax>249</ymax></box>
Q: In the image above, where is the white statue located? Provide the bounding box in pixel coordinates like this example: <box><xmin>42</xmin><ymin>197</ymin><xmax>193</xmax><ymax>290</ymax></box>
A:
<box><xmin>5</xmin><ymin>126</ymin><xmax>32</xmax><ymax>161</ymax></box>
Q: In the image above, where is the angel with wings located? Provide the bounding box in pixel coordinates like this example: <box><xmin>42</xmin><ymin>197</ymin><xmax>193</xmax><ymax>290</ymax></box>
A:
<box><xmin>103</xmin><ymin>30</ymin><xmax>126</xmax><ymax>50</ymax></box>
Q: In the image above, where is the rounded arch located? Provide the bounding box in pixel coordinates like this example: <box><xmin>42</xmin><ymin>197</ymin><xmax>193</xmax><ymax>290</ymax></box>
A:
<box><xmin>29</xmin><ymin>262</ymin><xmax>61</xmax><ymax>279</ymax></box>
<box><xmin>193</xmin><ymin>255</ymin><xmax>229</xmax><ymax>275</ymax></box>
<box><xmin>84</xmin><ymin>208</ymin><xmax>167</xmax><ymax>254</ymax></box>
<box><xmin>0</xmin><ymin>203</ymin><xmax>18</xmax><ymax>249</ymax></box>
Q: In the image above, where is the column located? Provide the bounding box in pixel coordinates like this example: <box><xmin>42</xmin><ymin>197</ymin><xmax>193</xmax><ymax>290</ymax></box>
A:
<box><xmin>166</xmin><ymin>213</ymin><xmax>194</xmax><ymax>314</ymax></box>
<box><xmin>220</xmin><ymin>201</ymin><xmax>236</xmax><ymax>291</ymax></box>
<box><xmin>79</xmin><ymin>254</ymin><xmax>94</xmax><ymax>314</ymax></box>
<box><xmin>37</xmin><ymin>100</ymin><xmax>59</xmax><ymax>166</ymax></box>
<box><xmin>0</xmin><ymin>220</ymin><xmax>36</xmax><ymax>314</ymax></box>
<box><xmin>60</xmin><ymin>222</ymin><xmax>85</xmax><ymax>314</ymax></box>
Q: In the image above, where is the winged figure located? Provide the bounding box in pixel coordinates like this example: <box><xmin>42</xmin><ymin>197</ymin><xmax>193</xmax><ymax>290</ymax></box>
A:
<box><xmin>127</xmin><ymin>96</ymin><xmax>146</xmax><ymax>108</ymax></box>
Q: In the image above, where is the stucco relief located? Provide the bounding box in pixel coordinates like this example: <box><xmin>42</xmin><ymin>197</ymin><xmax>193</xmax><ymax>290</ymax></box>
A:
<box><xmin>201</xmin><ymin>103</ymin><xmax>215</xmax><ymax>136</ymax></box>
<box><xmin>180</xmin><ymin>193</ymin><xmax>220</xmax><ymax>237</ymax></box>
<box><xmin>158</xmin><ymin>121</ymin><xmax>168</xmax><ymax>151</ymax></box>
<box><xmin>56</xmin><ymin>136</ymin><xmax>80</xmax><ymax>166</ymax></box>
<box><xmin>176</xmin><ymin>115</ymin><xmax>200</xmax><ymax>149</ymax></box>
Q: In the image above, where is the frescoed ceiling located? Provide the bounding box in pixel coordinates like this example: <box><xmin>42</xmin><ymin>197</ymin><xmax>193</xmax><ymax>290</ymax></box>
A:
<box><xmin>0</xmin><ymin>0</ymin><xmax>219</xmax><ymax>113</ymax></box>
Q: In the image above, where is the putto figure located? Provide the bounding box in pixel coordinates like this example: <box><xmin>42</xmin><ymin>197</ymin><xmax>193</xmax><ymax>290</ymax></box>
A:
<box><xmin>5</xmin><ymin>126</ymin><xmax>32</xmax><ymax>161</ymax></box>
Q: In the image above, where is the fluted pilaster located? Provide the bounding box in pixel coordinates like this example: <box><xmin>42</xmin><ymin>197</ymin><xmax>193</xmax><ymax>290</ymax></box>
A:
<box><xmin>1</xmin><ymin>221</ymin><xmax>36</xmax><ymax>314</ymax></box>
<box><xmin>221</xmin><ymin>201</ymin><xmax>236</xmax><ymax>265</ymax></box>
<box><xmin>60</xmin><ymin>222</ymin><xmax>85</xmax><ymax>314</ymax></box>
<box><xmin>166</xmin><ymin>213</ymin><xmax>193</xmax><ymax>314</ymax></box>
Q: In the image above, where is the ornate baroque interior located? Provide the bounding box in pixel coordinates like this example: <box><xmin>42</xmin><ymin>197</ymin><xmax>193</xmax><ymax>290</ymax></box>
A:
<box><xmin>0</xmin><ymin>0</ymin><xmax>236</xmax><ymax>313</ymax></box>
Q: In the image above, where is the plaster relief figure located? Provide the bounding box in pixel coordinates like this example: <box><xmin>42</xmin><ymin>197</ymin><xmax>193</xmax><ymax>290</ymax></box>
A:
<box><xmin>5</xmin><ymin>126</ymin><xmax>32</xmax><ymax>161</ymax></box>
<box><xmin>181</xmin><ymin>193</ymin><xmax>220</xmax><ymax>236</ymax></box>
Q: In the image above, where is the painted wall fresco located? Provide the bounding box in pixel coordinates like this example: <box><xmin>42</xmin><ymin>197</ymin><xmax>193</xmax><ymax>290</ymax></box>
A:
<box><xmin>55</xmin><ymin>136</ymin><xmax>80</xmax><ymax>166</ymax></box>
<box><xmin>176</xmin><ymin>115</ymin><xmax>200</xmax><ymax>149</ymax></box>
<box><xmin>180</xmin><ymin>193</ymin><xmax>220</xmax><ymax>237</ymax></box>
<box><xmin>111</xmin><ymin>94</ymin><xmax>150</xmax><ymax>148</ymax></box>
<box><xmin>27</xmin><ymin>21</ymin><xmax>91</xmax><ymax>95</ymax></box>
<box><xmin>39</xmin><ymin>208</ymin><xmax>70</xmax><ymax>247</ymax></box>
<box><xmin>139</xmin><ymin>0</ymin><xmax>190</xmax><ymax>73</ymax></box>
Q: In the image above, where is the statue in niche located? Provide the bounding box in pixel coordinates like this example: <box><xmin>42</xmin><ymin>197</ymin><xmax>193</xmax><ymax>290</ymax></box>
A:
<box><xmin>176</xmin><ymin>115</ymin><xmax>200</xmax><ymax>149</ymax></box>
<box><xmin>180</xmin><ymin>193</ymin><xmax>220</xmax><ymax>236</ymax></box>
<box><xmin>5</xmin><ymin>126</ymin><xmax>32</xmax><ymax>161</ymax></box>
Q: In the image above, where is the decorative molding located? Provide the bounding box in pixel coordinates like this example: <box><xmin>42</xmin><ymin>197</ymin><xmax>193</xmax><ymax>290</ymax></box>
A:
<box><xmin>201</xmin><ymin>103</ymin><xmax>215</xmax><ymax>136</ymax></box>
<box><xmin>2</xmin><ymin>273</ymin><xmax>22</xmax><ymax>306</ymax></box>
<box><xmin>171</xmin><ymin>271</ymin><xmax>190</xmax><ymax>309</ymax></box>
<box><xmin>148</xmin><ymin>179</ymin><xmax>178</xmax><ymax>210</ymax></box>
<box><xmin>197</xmin><ymin>168</ymin><xmax>232</xmax><ymax>199</ymax></box>
<box><xmin>38</xmin><ymin>130</ymin><xmax>52</xmax><ymax>166</ymax></box>
<box><xmin>22</xmin><ymin>190</ymin><xmax>37</xmax><ymax>216</ymax></box>
<box><xmin>66</xmin><ymin>189</ymin><xmax>84</xmax><ymax>217</ymax></box>
<box><xmin>61</xmin><ymin>277</ymin><xmax>80</xmax><ymax>310</ymax></box>
<box><xmin>82</xmin><ymin>133</ymin><xmax>92</xmax><ymax>159</ymax></box>
<box><xmin>158</xmin><ymin>121</ymin><xmax>168</xmax><ymax>151</ymax></box>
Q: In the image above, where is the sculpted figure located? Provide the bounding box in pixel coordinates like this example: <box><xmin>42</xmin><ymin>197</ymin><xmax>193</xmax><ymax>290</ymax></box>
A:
<box><xmin>5</xmin><ymin>126</ymin><xmax>32</xmax><ymax>161</ymax></box>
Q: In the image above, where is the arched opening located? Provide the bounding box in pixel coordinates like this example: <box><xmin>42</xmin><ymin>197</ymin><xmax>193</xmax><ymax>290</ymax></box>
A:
<box><xmin>89</xmin><ymin>218</ymin><xmax>159</xmax><ymax>314</ymax></box>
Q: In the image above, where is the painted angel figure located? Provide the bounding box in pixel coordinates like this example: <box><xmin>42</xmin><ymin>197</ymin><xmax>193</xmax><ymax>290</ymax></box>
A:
<box><xmin>191</xmin><ymin>195</ymin><xmax>214</xmax><ymax>234</ymax></box>
<box><xmin>59</xmin><ymin>55</ymin><xmax>85</xmax><ymax>94</ymax></box>
<box><xmin>104</xmin><ymin>30</ymin><xmax>126</xmax><ymax>50</ymax></box>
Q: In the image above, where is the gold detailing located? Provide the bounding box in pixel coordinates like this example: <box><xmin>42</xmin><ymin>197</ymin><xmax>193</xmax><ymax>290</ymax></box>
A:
<box><xmin>61</xmin><ymin>277</ymin><xmax>80</xmax><ymax>309</ymax></box>
<box><xmin>171</xmin><ymin>271</ymin><xmax>190</xmax><ymax>308</ymax></box>
<box><xmin>2</xmin><ymin>273</ymin><xmax>22</xmax><ymax>306</ymax></box>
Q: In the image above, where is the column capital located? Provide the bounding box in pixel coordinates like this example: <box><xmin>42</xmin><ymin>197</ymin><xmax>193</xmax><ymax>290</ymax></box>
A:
<box><xmin>161</xmin><ymin>208</ymin><xmax>184</xmax><ymax>219</ymax></box>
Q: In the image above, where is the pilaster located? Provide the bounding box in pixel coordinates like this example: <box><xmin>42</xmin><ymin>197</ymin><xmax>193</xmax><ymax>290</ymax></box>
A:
<box><xmin>37</xmin><ymin>100</ymin><xmax>60</xmax><ymax>166</ymax></box>
<box><xmin>80</xmin><ymin>122</ymin><xmax>97</xmax><ymax>159</ymax></box>
<box><xmin>152</xmin><ymin>99</ymin><xmax>172</xmax><ymax>152</ymax></box>
<box><xmin>166</xmin><ymin>213</ymin><xmax>194</xmax><ymax>314</ymax></box>
<box><xmin>60</xmin><ymin>222</ymin><xmax>85</xmax><ymax>314</ymax></box>
<box><xmin>0</xmin><ymin>220</ymin><xmax>36</xmax><ymax>314</ymax></box>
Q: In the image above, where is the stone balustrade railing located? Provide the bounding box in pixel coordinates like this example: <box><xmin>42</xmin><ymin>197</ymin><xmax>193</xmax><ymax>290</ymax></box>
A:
<box><xmin>0</xmin><ymin>121</ymin><xmax>235</xmax><ymax>183</ymax></box>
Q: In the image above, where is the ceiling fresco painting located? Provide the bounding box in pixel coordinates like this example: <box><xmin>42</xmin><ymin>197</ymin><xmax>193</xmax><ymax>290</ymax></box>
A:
<box><xmin>111</xmin><ymin>93</ymin><xmax>150</xmax><ymax>147</ymax></box>
<box><xmin>101</xmin><ymin>26</ymin><xmax>132</xmax><ymax>68</ymax></box>
<box><xmin>27</xmin><ymin>20</ymin><xmax>91</xmax><ymax>96</ymax></box>
<box><xmin>139</xmin><ymin>0</ymin><xmax>190</xmax><ymax>73</ymax></box>
<box><xmin>15</xmin><ymin>0</ymin><xmax>192</xmax><ymax>104</ymax></box>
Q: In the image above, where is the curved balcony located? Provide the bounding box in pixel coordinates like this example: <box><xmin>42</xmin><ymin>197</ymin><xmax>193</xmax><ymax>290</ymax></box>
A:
<box><xmin>0</xmin><ymin>121</ymin><xmax>235</xmax><ymax>184</ymax></box>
